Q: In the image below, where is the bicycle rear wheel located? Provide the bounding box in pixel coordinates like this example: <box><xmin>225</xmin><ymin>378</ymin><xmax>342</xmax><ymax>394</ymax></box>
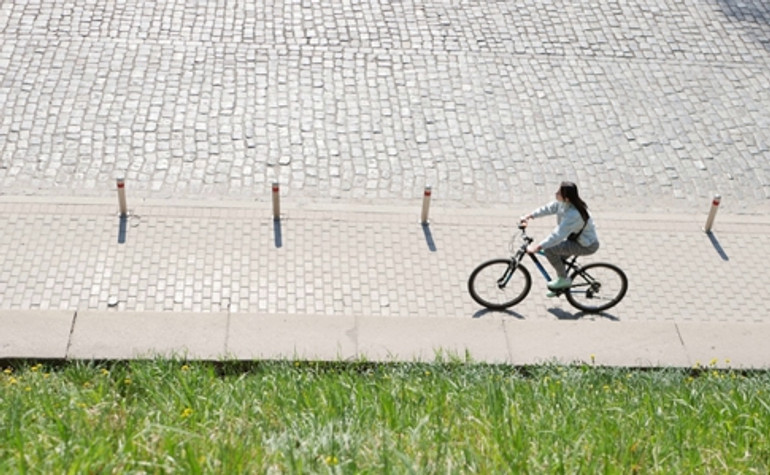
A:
<box><xmin>566</xmin><ymin>263</ymin><xmax>627</xmax><ymax>313</ymax></box>
<box><xmin>468</xmin><ymin>258</ymin><xmax>532</xmax><ymax>310</ymax></box>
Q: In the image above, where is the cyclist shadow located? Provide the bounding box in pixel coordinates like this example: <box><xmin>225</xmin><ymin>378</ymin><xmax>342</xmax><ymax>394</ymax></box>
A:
<box><xmin>548</xmin><ymin>307</ymin><xmax>620</xmax><ymax>321</ymax></box>
<box><xmin>472</xmin><ymin>308</ymin><xmax>526</xmax><ymax>319</ymax></box>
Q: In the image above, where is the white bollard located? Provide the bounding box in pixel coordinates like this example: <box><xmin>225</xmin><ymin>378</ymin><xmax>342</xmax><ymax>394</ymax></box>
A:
<box><xmin>704</xmin><ymin>194</ymin><xmax>721</xmax><ymax>233</ymax></box>
<box><xmin>272</xmin><ymin>181</ymin><xmax>281</xmax><ymax>220</ymax></box>
<box><xmin>420</xmin><ymin>185</ymin><xmax>432</xmax><ymax>224</ymax></box>
<box><xmin>116</xmin><ymin>177</ymin><xmax>128</xmax><ymax>217</ymax></box>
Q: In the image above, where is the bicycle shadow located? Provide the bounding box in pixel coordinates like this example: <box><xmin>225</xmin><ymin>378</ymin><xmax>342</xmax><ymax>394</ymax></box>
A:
<box><xmin>472</xmin><ymin>308</ymin><xmax>525</xmax><ymax>319</ymax></box>
<box><xmin>548</xmin><ymin>307</ymin><xmax>620</xmax><ymax>322</ymax></box>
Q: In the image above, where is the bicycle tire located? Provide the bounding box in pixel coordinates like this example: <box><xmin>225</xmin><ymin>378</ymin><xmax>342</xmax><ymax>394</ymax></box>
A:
<box><xmin>565</xmin><ymin>262</ymin><xmax>627</xmax><ymax>313</ymax></box>
<box><xmin>468</xmin><ymin>258</ymin><xmax>532</xmax><ymax>310</ymax></box>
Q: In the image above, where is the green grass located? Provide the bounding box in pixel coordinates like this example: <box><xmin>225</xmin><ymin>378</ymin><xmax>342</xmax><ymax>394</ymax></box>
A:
<box><xmin>1</xmin><ymin>360</ymin><xmax>769</xmax><ymax>473</ymax></box>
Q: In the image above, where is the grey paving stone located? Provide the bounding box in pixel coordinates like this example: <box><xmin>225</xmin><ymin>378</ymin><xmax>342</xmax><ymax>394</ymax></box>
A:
<box><xmin>504</xmin><ymin>320</ymin><xmax>690</xmax><ymax>367</ymax></box>
<box><xmin>227</xmin><ymin>313</ymin><xmax>357</xmax><ymax>360</ymax></box>
<box><xmin>678</xmin><ymin>322</ymin><xmax>770</xmax><ymax>370</ymax></box>
<box><xmin>68</xmin><ymin>311</ymin><xmax>229</xmax><ymax>359</ymax></box>
<box><xmin>357</xmin><ymin>316</ymin><xmax>510</xmax><ymax>363</ymax></box>
<box><xmin>0</xmin><ymin>310</ymin><xmax>74</xmax><ymax>359</ymax></box>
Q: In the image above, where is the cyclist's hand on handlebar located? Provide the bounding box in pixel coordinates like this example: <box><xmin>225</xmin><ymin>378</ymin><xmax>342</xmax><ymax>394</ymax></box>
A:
<box><xmin>518</xmin><ymin>215</ymin><xmax>531</xmax><ymax>229</ymax></box>
<box><xmin>526</xmin><ymin>243</ymin><xmax>541</xmax><ymax>254</ymax></box>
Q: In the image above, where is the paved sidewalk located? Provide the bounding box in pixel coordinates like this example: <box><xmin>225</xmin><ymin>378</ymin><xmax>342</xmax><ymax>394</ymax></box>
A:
<box><xmin>2</xmin><ymin>196</ymin><xmax>770</xmax><ymax>368</ymax></box>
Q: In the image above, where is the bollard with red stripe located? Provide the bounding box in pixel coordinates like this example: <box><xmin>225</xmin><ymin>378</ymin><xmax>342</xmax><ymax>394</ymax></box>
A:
<box><xmin>116</xmin><ymin>177</ymin><xmax>128</xmax><ymax>217</ymax></box>
<box><xmin>420</xmin><ymin>185</ymin><xmax>432</xmax><ymax>224</ymax></box>
<box><xmin>272</xmin><ymin>181</ymin><xmax>281</xmax><ymax>220</ymax></box>
<box><xmin>704</xmin><ymin>194</ymin><xmax>721</xmax><ymax>233</ymax></box>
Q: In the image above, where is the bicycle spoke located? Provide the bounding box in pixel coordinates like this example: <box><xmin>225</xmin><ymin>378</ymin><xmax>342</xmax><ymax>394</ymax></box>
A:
<box><xmin>566</xmin><ymin>263</ymin><xmax>628</xmax><ymax>313</ymax></box>
<box><xmin>468</xmin><ymin>259</ymin><xmax>532</xmax><ymax>309</ymax></box>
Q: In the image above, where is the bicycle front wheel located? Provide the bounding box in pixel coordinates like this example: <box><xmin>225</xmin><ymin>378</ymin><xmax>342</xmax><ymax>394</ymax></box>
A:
<box><xmin>566</xmin><ymin>263</ymin><xmax>627</xmax><ymax>313</ymax></box>
<box><xmin>468</xmin><ymin>258</ymin><xmax>532</xmax><ymax>310</ymax></box>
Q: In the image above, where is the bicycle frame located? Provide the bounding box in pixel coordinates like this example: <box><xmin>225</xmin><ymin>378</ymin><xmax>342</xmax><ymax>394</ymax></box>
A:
<box><xmin>508</xmin><ymin>226</ymin><xmax>581</xmax><ymax>291</ymax></box>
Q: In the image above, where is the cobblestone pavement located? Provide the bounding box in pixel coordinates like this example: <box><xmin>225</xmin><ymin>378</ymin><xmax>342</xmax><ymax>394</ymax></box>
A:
<box><xmin>1</xmin><ymin>198</ymin><xmax>768</xmax><ymax>323</ymax></box>
<box><xmin>1</xmin><ymin>1</ymin><xmax>770</xmax><ymax>213</ymax></box>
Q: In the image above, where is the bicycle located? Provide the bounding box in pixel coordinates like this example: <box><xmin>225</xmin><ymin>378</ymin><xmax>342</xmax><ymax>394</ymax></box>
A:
<box><xmin>468</xmin><ymin>223</ymin><xmax>628</xmax><ymax>313</ymax></box>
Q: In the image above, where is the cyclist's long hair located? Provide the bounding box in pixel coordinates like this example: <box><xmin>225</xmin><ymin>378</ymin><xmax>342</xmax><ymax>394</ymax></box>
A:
<box><xmin>560</xmin><ymin>181</ymin><xmax>589</xmax><ymax>222</ymax></box>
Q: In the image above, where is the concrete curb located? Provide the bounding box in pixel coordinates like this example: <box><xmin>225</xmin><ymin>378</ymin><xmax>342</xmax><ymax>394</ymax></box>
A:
<box><xmin>2</xmin><ymin>311</ymin><xmax>768</xmax><ymax>369</ymax></box>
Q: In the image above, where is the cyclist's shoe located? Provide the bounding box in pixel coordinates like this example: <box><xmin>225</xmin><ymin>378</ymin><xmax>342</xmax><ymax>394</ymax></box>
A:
<box><xmin>547</xmin><ymin>277</ymin><xmax>572</xmax><ymax>290</ymax></box>
<box><xmin>546</xmin><ymin>290</ymin><xmax>559</xmax><ymax>298</ymax></box>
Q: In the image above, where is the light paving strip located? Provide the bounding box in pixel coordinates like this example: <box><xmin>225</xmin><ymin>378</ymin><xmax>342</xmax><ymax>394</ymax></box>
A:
<box><xmin>1</xmin><ymin>199</ymin><xmax>768</xmax><ymax>324</ymax></box>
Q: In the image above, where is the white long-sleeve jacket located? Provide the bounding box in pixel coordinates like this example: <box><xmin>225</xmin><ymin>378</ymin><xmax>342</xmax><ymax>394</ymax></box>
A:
<box><xmin>530</xmin><ymin>201</ymin><xmax>598</xmax><ymax>249</ymax></box>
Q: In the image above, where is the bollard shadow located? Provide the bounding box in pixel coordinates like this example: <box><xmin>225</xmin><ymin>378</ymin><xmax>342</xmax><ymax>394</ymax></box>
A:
<box><xmin>421</xmin><ymin>223</ymin><xmax>437</xmax><ymax>252</ymax></box>
<box><xmin>706</xmin><ymin>231</ymin><xmax>729</xmax><ymax>261</ymax></box>
<box><xmin>273</xmin><ymin>218</ymin><xmax>283</xmax><ymax>248</ymax></box>
<box><xmin>548</xmin><ymin>307</ymin><xmax>620</xmax><ymax>321</ymax></box>
<box><xmin>117</xmin><ymin>214</ymin><xmax>128</xmax><ymax>244</ymax></box>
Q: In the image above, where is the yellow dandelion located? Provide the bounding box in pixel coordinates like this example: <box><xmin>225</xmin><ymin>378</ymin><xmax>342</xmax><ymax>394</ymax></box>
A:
<box><xmin>101</xmin><ymin>369</ymin><xmax>110</xmax><ymax>376</ymax></box>
<box><xmin>83</xmin><ymin>381</ymin><xmax>92</xmax><ymax>388</ymax></box>
<box><xmin>181</xmin><ymin>407</ymin><xmax>193</xmax><ymax>418</ymax></box>
<box><xmin>25</xmin><ymin>386</ymin><xmax>31</xmax><ymax>392</ymax></box>
<box><xmin>324</xmin><ymin>455</ymin><xmax>339</xmax><ymax>466</ymax></box>
<box><xmin>9</xmin><ymin>377</ymin><xmax>18</xmax><ymax>385</ymax></box>
<box><xmin>124</xmin><ymin>378</ymin><xmax>132</xmax><ymax>385</ymax></box>
<box><xmin>590</xmin><ymin>354</ymin><xmax>596</xmax><ymax>363</ymax></box>
<box><xmin>181</xmin><ymin>365</ymin><xmax>190</xmax><ymax>372</ymax></box>
<box><xmin>709</xmin><ymin>358</ymin><xmax>718</xmax><ymax>367</ymax></box>
<box><xmin>4</xmin><ymin>368</ymin><xmax>12</xmax><ymax>375</ymax></box>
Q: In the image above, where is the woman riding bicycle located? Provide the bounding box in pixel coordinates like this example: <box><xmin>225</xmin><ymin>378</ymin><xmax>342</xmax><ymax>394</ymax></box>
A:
<box><xmin>519</xmin><ymin>181</ymin><xmax>599</xmax><ymax>295</ymax></box>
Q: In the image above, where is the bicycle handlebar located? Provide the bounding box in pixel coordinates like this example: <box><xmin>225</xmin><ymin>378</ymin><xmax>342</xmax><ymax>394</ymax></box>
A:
<box><xmin>510</xmin><ymin>224</ymin><xmax>534</xmax><ymax>254</ymax></box>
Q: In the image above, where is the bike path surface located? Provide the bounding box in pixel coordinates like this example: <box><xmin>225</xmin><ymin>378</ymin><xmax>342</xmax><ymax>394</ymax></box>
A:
<box><xmin>2</xmin><ymin>196</ymin><xmax>769</xmax><ymax>368</ymax></box>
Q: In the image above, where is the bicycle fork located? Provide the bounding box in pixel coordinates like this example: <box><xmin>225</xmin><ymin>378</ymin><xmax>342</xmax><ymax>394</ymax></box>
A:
<box><xmin>497</xmin><ymin>259</ymin><xmax>518</xmax><ymax>289</ymax></box>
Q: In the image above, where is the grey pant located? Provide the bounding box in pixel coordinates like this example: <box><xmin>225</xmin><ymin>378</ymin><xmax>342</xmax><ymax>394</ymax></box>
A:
<box><xmin>544</xmin><ymin>240</ymin><xmax>600</xmax><ymax>279</ymax></box>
